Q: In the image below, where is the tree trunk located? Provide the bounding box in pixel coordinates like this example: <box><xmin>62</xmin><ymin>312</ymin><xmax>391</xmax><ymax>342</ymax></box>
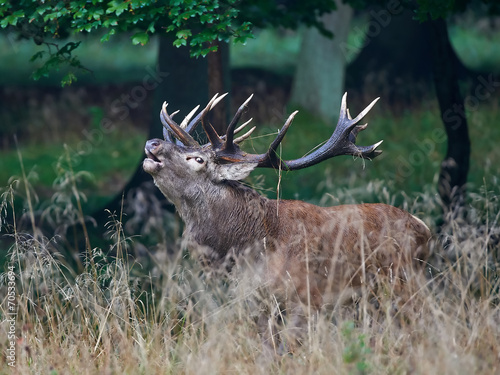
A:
<box><xmin>207</xmin><ymin>40</ymin><xmax>231</xmax><ymax>134</ymax></box>
<box><xmin>152</xmin><ymin>34</ymin><xmax>209</xmax><ymax>137</ymax></box>
<box><xmin>346</xmin><ymin>8</ymin><xmax>434</xmax><ymax>105</ymax></box>
<box><xmin>345</xmin><ymin>6</ymin><xmax>470</xmax><ymax>224</ymax></box>
<box><xmin>427</xmin><ymin>18</ymin><xmax>470</xmax><ymax>222</ymax></box>
<box><xmin>290</xmin><ymin>0</ymin><xmax>353</xmax><ymax>122</ymax></box>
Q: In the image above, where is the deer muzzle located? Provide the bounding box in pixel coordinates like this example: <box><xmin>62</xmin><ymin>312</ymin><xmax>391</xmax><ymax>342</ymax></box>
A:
<box><xmin>143</xmin><ymin>138</ymin><xmax>164</xmax><ymax>174</ymax></box>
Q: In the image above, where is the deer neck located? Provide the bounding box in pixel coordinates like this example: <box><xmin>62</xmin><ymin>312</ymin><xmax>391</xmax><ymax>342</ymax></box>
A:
<box><xmin>176</xmin><ymin>181</ymin><xmax>274</xmax><ymax>258</ymax></box>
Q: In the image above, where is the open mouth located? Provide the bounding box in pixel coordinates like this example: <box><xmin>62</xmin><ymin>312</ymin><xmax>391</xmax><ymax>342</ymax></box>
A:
<box><xmin>145</xmin><ymin>149</ymin><xmax>161</xmax><ymax>163</ymax></box>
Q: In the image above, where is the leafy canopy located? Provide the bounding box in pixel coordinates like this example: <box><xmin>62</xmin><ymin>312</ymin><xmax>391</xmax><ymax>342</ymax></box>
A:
<box><xmin>1</xmin><ymin>0</ymin><xmax>254</xmax><ymax>52</ymax></box>
<box><xmin>0</xmin><ymin>0</ymin><xmax>254</xmax><ymax>84</ymax></box>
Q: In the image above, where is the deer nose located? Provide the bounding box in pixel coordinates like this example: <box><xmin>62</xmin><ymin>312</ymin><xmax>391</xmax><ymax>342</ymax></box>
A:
<box><xmin>146</xmin><ymin>138</ymin><xmax>162</xmax><ymax>152</ymax></box>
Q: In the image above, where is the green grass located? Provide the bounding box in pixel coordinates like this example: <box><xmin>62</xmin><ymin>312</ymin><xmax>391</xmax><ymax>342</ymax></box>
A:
<box><xmin>1</xmin><ymin>125</ymin><xmax>146</xmax><ymax>210</ymax></box>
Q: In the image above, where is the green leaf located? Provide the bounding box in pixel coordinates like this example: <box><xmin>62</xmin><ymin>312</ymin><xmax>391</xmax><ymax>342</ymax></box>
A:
<box><xmin>74</xmin><ymin>9</ymin><xmax>86</xmax><ymax>18</ymax></box>
<box><xmin>61</xmin><ymin>72</ymin><xmax>77</xmax><ymax>87</ymax></box>
<box><xmin>0</xmin><ymin>16</ymin><xmax>10</xmax><ymax>28</ymax></box>
<box><xmin>57</xmin><ymin>42</ymin><xmax>81</xmax><ymax>56</ymax></box>
<box><xmin>37</xmin><ymin>5</ymin><xmax>52</xmax><ymax>16</ymax></box>
<box><xmin>103</xmin><ymin>18</ymin><xmax>118</xmax><ymax>27</ymax></box>
<box><xmin>92</xmin><ymin>9</ymin><xmax>104</xmax><ymax>20</ymax></box>
<box><xmin>1</xmin><ymin>12</ymin><xmax>24</xmax><ymax>27</ymax></box>
<box><xmin>106</xmin><ymin>1</ymin><xmax>129</xmax><ymax>16</ymax></box>
<box><xmin>131</xmin><ymin>32</ymin><xmax>149</xmax><ymax>46</ymax></box>
<box><xmin>114</xmin><ymin>2</ymin><xmax>129</xmax><ymax>16</ymax></box>
<box><xmin>147</xmin><ymin>21</ymin><xmax>155</xmax><ymax>33</ymax></box>
<box><xmin>173</xmin><ymin>38</ymin><xmax>186</xmax><ymax>47</ymax></box>
<box><xmin>100</xmin><ymin>28</ymin><xmax>116</xmax><ymax>42</ymax></box>
<box><xmin>30</xmin><ymin>51</ymin><xmax>45</xmax><ymax>62</ymax></box>
<box><xmin>176</xmin><ymin>29</ymin><xmax>192</xmax><ymax>39</ymax></box>
<box><xmin>200</xmin><ymin>13</ymin><xmax>216</xmax><ymax>23</ymax></box>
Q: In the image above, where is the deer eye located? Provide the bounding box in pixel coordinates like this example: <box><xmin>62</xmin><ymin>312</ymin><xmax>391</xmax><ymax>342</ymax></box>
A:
<box><xmin>187</xmin><ymin>156</ymin><xmax>205</xmax><ymax>164</ymax></box>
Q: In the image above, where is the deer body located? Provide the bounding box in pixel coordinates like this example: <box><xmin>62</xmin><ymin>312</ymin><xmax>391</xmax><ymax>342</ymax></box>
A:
<box><xmin>144</xmin><ymin>92</ymin><xmax>431</xmax><ymax>310</ymax></box>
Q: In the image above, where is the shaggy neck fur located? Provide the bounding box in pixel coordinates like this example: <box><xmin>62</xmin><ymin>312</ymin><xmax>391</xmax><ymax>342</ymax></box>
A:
<box><xmin>171</xmin><ymin>179</ymin><xmax>277</xmax><ymax>260</ymax></box>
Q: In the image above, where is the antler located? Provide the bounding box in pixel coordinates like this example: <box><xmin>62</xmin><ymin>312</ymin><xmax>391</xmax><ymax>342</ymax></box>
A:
<box><xmin>161</xmin><ymin>93</ymin><xmax>254</xmax><ymax>147</ymax></box>
<box><xmin>277</xmin><ymin>93</ymin><xmax>382</xmax><ymax>170</ymax></box>
<box><xmin>160</xmin><ymin>102</ymin><xmax>199</xmax><ymax>147</ymax></box>
<box><xmin>213</xmin><ymin>92</ymin><xmax>382</xmax><ymax>170</ymax></box>
<box><xmin>160</xmin><ymin>92</ymin><xmax>382</xmax><ymax>171</ymax></box>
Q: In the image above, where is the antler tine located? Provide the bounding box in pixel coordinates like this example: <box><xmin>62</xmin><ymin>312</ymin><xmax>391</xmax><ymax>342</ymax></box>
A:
<box><xmin>339</xmin><ymin>92</ymin><xmax>379</xmax><ymax>125</ymax></box>
<box><xmin>225</xmin><ymin>94</ymin><xmax>253</xmax><ymax>149</ymax></box>
<box><xmin>234</xmin><ymin>126</ymin><xmax>256</xmax><ymax>144</ymax></box>
<box><xmin>184</xmin><ymin>93</ymin><xmax>223</xmax><ymax>135</ymax></box>
<box><xmin>180</xmin><ymin>105</ymin><xmax>200</xmax><ymax>130</ymax></box>
<box><xmin>234</xmin><ymin>118</ymin><xmax>253</xmax><ymax>135</ymax></box>
<box><xmin>160</xmin><ymin>102</ymin><xmax>199</xmax><ymax>147</ymax></box>
<box><xmin>339</xmin><ymin>92</ymin><xmax>349</xmax><ymax>123</ymax></box>
<box><xmin>220</xmin><ymin>118</ymin><xmax>253</xmax><ymax>141</ymax></box>
<box><xmin>256</xmin><ymin>111</ymin><xmax>298</xmax><ymax>168</ymax></box>
<box><xmin>169</xmin><ymin>110</ymin><xmax>190</xmax><ymax>146</ymax></box>
<box><xmin>210</xmin><ymin>92</ymin><xmax>229</xmax><ymax>110</ymax></box>
<box><xmin>350</xmin><ymin>96</ymin><xmax>380</xmax><ymax>125</ymax></box>
<box><xmin>356</xmin><ymin>140</ymin><xmax>383</xmax><ymax>159</ymax></box>
<box><xmin>334</xmin><ymin>94</ymin><xmax>380</xmax><ymax>148</ymax></box>
<box><xmin>163</xmin><ymin>125</ymin><xmax>173</xmax><ymax>142</ymax></box>
<box><xmin>269</xmin><ymin>111</ymin><xmax>298</xmax><ymax>153</ymax></box>
<box><xmin>349</xmin><ymin>123</ymin><xmax>368</xmax><ymax>143</ymax></box>
<box><xmin>187</xmin><ymin>93</ymin><xmax>225</xmax><ymax>148</ymax></box>
<box><xmin>170</xmin><ymin>109</ymin><xmax>180</xmax><ymax>118</ymax></box>
<box><xmin>167</xmin><ymin>110</ymin><xmax>181</xmax><ymax>144</ymax></box>
<box><xmin>214</xmin><ymin>110</ymin><xmax>297</xmax><ymax>167</ymax></box>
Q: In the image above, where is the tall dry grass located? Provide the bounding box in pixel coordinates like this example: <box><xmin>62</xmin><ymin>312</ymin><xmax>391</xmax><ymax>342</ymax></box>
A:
<box><xmin>1</xmin><ymin>155</ymin><xmax>499</xmax><ymax>375</ymax></box>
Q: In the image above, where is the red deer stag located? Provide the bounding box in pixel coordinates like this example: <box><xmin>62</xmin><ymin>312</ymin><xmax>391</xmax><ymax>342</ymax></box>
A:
<box><xmin>143</xmin><ymin>93</ymin><xmax>430</xmax><ymax>314</ymax></box>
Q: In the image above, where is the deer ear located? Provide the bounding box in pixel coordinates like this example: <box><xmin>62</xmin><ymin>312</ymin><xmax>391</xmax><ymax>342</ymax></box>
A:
<box><xmin>214</xmin><ymin>162</ymin><xmax>258</xmax><ymax>181</ymax></box>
